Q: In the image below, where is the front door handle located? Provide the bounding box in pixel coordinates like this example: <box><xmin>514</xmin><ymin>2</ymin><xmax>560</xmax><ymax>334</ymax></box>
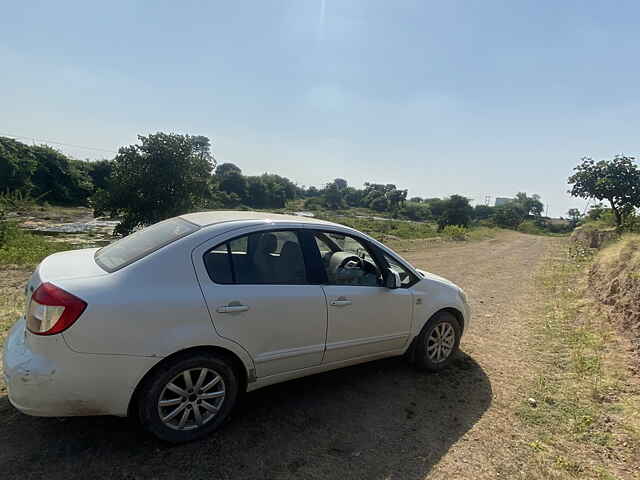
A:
<box><xmin>216</xmin><ymin>304</ymin><xmax>249</xmax><ymax>313</ymax></box>
<box><xmin>330</xmin><ymin>298</ymin><xmax>352</xmax><ymax>307</ymax></box>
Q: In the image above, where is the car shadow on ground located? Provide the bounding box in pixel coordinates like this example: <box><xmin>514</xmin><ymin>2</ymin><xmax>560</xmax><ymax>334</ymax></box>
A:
<box><xmin>0</xmin><ymin>352</ymin><xmax>491</xmax><ymax>480</ymax></box>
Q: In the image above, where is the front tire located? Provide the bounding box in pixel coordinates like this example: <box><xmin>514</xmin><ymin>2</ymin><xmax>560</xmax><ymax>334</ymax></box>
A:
<box><xmin>414</xmin><ymin>311</ymin><xmax>461</xmax><ymax>372</ymax></box>
<box><xmin>137</xmin><ymin>353</ymin><xmax>239</xmax><ymax>443</ymax></box>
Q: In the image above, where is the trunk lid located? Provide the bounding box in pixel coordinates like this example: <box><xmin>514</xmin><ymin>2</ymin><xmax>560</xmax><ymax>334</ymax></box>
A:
<box><xmin>25</xmin><ymin>248</ymin><xmax>107</xmax><ymax>298</ymax></box>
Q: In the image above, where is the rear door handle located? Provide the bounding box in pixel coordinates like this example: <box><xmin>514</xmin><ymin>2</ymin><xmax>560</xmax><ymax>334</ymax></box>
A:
<box><xmin>330</xmin><ymin>299</ymin><xmax>352</xmax><ymax>307</ymax></box>
<box><xmin>216</xmin><ymin>304</ymin><xmax>249</xmax><ymax>313</ymax></box>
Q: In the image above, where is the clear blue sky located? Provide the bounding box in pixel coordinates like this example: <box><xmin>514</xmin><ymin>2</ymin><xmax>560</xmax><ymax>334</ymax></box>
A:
<box><xmin>2</xmin><ymin>1</ymin><xmax>639</xmax><ymax>216</ymax></box>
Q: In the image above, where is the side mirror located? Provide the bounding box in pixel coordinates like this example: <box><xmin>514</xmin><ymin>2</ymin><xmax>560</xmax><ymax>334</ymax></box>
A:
<box><xmin>384</xmin><ymin>268</ymin><xmax>401</xmax><ymax>289</ymax></box>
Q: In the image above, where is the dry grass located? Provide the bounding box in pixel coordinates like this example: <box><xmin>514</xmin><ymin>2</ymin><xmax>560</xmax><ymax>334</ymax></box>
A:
<box><xmin>516</xmin><ymin>242</ymin><xmax>640</xmax><ymax>479</ymax></box>
<box><xmin>593</xmin><ymin>233</ymin><xmax>640</xmax><ymax>268</ymax></box>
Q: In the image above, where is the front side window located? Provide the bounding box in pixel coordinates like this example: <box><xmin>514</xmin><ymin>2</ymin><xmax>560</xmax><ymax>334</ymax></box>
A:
<box><xmin>314</xmin><ymin>231</ymin><xmax>382</xmax><ymax>287</ymax></box>
<box><xmin>383</xmin><ymin>252</ymin><xmax>416</xmax><ymax>287</ymax></box>
<box><xmin>204</xmin><ymin>230</ymin><xmax>308</xmax><ymax>285</ymax></box>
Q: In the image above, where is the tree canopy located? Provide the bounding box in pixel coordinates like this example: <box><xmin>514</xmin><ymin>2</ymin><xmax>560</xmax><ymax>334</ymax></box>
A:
<box><xmin>568</xmin><ymin>155</ymin><xmax>640</xmax><ymax>227</ymax></box>
<box><xmin>490</xmin><ymin>192</ymin><xmax>544</xmax><ymax>229</ymax></box>
<box><xmin>0</xmin><ymin>132</ymin><xmax>556</xmax><ymax>236</ymax></box>
<box><xmin>437</xmin><ymin>195</ymin><xmax>473</xmax><ymax>229</ymax></box>
<box><xmin>93</xmin><ymin>133</ymin><xmax>214</xmax><ymax>235</ymax></box>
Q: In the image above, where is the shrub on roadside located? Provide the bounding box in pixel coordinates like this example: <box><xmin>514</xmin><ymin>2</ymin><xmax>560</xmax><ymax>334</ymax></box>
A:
<box><xmin>303</xmin><ymin>197</ymin><xmax>324</xmax><ymax>211</ymax></box>
<box><xmin>0</xmin><ymin>221</ymin><xmax>72</xmax><ymax>266</ymax></box>
<box><xmin>399</xmin><ymin>202</ymin><xmax>432</xmax><ymax>221</ymax></box>
<box><xmin>442</xmin><ymin>225</ymin><xmax>469</xmax><ymax>241</ymax></box>
<box><xmin>476</xmin><ymin>218</ymin><xmax>497</xmax><ymax>228</ymax></box>
<box><xmin>518</xmin><ymin>220</ymin><xmax>544</xmax><ymax>235</ymax></box>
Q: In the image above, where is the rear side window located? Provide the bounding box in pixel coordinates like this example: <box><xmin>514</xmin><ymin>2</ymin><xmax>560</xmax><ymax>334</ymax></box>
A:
<box><xmin>204</xmin><ymin>230</ymin><xmax>308</xmax><ymax>285</ymax></box>
<box><xmin>95</xmin><ymin>218</ymin><xmax>198</xmax><ymax>272</ymax></box>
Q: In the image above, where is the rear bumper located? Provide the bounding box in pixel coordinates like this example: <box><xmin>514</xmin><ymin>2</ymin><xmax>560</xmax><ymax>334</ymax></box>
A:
<box><xmin>3</xmin><ymin>318</ymin><xmax>159</xmax><ymax>417</ymax></box>
<box><xmin>3</xmin><ymin>319</ymin><xmax>61</xmax><ymax>416</ymax></box>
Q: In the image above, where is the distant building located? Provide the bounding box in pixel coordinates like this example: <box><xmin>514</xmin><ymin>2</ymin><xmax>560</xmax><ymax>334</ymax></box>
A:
<box><xmin>494</xmin><ymin>197</ymin><xmax>513</xmax><ymax>207</ymax></box>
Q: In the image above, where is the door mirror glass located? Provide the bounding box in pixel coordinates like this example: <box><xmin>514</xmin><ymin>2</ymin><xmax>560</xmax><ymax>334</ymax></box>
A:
<box><xmin>384</xmin><ymin>268</ymin><xmax>401</xmax><ymax>289</ymax></box>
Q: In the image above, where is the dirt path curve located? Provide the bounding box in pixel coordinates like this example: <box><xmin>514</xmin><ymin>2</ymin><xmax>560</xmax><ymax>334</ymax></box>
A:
<box><xmin>0</xmin><ymin>232</ymin><xmax>559</xmax><ymax>480</ymax></box>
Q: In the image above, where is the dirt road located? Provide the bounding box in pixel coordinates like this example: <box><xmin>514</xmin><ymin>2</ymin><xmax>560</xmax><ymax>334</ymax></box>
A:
<box><xmin>0</xmin><ymin>231</ymin><xmax>559</xmax><ymax>480</ymax></box>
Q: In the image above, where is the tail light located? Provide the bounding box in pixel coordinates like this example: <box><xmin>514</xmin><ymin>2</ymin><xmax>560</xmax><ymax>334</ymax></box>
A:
<box><xmin>27</xmin><ymin>282</ymin><xmax>87</xmax><ymax>335</ymax></box>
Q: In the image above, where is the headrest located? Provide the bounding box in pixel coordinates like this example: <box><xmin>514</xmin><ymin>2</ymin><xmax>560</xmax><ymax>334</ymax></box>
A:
<box><xmin>257</xmin><ymin>233</ymin><xmax>278</xmax><ymax>254</ymax></box>
<box><xmin>280</xmin><ymin>241</ymin><xmax>302</xmax><ymax>260</ymax></box>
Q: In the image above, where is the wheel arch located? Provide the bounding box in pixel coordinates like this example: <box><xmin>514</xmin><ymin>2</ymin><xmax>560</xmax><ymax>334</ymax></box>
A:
<box><xmin>127</xmin><ymin>345</ymin><xmax>251</xmax><ymax>419</ymax></box>
<box><xmin>439</xmin><ymin>307</ymin><xmax>465</xmax><ymax>332</ymax></box>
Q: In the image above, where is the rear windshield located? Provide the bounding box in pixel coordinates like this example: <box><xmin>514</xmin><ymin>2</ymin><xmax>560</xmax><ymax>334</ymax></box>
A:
<box><xmin>95</xmin><ymin>218</ymin><xmax>199</xmax><ymax>272</ymax></box>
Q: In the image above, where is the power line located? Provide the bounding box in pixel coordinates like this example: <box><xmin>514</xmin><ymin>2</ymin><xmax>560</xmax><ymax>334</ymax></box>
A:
<box><xmin>0</xmin><ymin>131</ymin><xmax>117</xmax><ymax>154</ymax></box>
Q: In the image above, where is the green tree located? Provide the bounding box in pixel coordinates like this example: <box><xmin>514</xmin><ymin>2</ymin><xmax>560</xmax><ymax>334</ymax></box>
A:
<box><xmin>0</xmin><ymin>137</ymin><xmax>37</xmax><ymax>194</ymax></box>
<box><xmin>343</xmin><ymin>187</ymin><xmax>364</xmax><ymax>207</ymax></box>
<box><xmin>473</xmin><ymin>204</ymin><xmax>494</xmax><ymax>220</ymax></box>
<box><xmin>369</xmin><ymin>195</ymin><xmax>389</xmax><ymax>212</ymax></box>
<box><xmin>31</xmin><ymin>145</ymin><xmax>93</xmax><ymax>205</ymax></box>
<box><xmin>86</xmin><ymin>159</ymin><xmax>113</xmax><ymax>192</ymax></box>
<box><xmin>491</xmin><ymin>192</ymin><xmax>544</xmax><ymax>229</ymax></box>
<box><xmin>191</xmin><ymin>136</ymin><xmax>215</xmax><ymax>165</ymax></box>
<box><xmin>493</xmin><ymin>203</ymin><xmax>524</xmax><ymax>229</ymax></box>
<box><xmin>438</xmin><ymin>195</ymin><xmax>473</xmax><ymax>229</ymax></box>
<box><xmin>333</xmin><ymin>178</ymin><xmax>348</xmax><ymax>190</ymax></box>
<box><xmin>216</xmin><ymin>163</ymin><xmax>247</xmax><ymax>200</ymax></box>
<box><xmin>387</xmin><ymin>188</ymin><xmax>408</xmax><ymax>214</ymax></box>
<box><xmin>323</xmin><ymin>181</ymin><xmax>345</xmax><ymax>210</ymax></box>
<box><xmin>424</xmin><ymin>198</ymin><xmax>446</xmax><ymax>219</ymax></box>
<box><xmin>587</xmin><ymin>203</ymin><xmax>607</xmax><ymax>221</ymax></box>
<box><xmin>245</xmin><ymin>176</ymin><xmax>268</xmax><ymax>208</ymax></box>
<box><xmin>305</xmin><ymin>186</ymin><xmax>320</xmax><ymax>197</ymax></box>
<box><xmin>94</xmin><ymin>132</ymin><xmax>214</xmax><ymax>235</ymax></box>
<box><xmin>215</xmin><ymin>162</ymin><xmax>241</xmax><ymax>177</ymax></box>
<box><xmin>514</xmin><ymin>192</ymin><xmax>543</xmax><ymax>217</ymax></box>
<box><xmin>400</xmin><ymin>202</ymin><xmax>431</xmax><ymax>221</ymax></box>
<box><xmin>568</xmin><ymin>155</ymin><xmax>640</xmax><ymax>228</ymax></box>
<box><xmin>260</xmin><ymin>173</ymin><xmax>297</xmax><ymax>208</ymax></box>
<box><xmin>567</xmin><ymin>208</ymin><xmax>583</xmax><ymax>228</ymax></box>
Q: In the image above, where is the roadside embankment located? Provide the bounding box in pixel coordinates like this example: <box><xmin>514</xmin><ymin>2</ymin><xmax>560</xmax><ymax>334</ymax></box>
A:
<box><xmin>589</xmin><ymin>234</ymin><xmax>640</xmax><ymax>362</ymax></box>
<box><xmin>571</xmin><ymin>224</ymin><xmax>619</xmax><ymax>249</ymax></box>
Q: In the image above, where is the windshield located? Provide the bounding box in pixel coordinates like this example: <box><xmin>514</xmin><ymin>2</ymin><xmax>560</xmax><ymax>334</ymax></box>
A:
<box><xmin>95</xmin><ymin>218</ymin><xmax>199</xmax><ymax>272</ymax></box>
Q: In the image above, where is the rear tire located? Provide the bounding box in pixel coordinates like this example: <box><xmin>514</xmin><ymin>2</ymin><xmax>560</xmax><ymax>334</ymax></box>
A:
<box><xmin>137</xmin><ymin>353</ymin><xmax>238</xmax><ymax>443</ymax></box>
<box><xmin>414</xmin><ymin>311</ymin><xmax>461</xmax><ymax>372</ymax></box>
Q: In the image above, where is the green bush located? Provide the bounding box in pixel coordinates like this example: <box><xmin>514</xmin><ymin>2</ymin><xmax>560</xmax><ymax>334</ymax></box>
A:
<box><xmin>476</xmin><ymin>218</ymin><xmax>497</xmax><ymax>228</ymax></box>
<box><xmin>518</xmin><ymin>220</ymin><xmax>544</xmax><ymax>235</ymax></box>
<box><xmin>303</xmin><ymin>197</ymin><xmax>324</xmax><ymax>211</ymax></box>
<box><xmin>316</xmin><ymin>214</ymin><xmax>437</xmax><ymax>240</ymax></box>
<box><xmin>0</xmin><ymin>221</ymin><xmax>72</xmax><ymax>266</ymax></box>
<box><xmin>400</xmin><ymin>202</ymin><xmax>431</xmax><ymax>221</ymax></box>
<box><xmin>442</xmin><ymin>225</ymin><xmax>469</xmax><ymax>241</ymax></box>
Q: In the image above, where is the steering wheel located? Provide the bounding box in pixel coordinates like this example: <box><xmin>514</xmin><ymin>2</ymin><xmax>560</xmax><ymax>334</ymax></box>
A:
<box><xmin>338</xmin><ymin>254</ymin><xmax>363</xmax><ymax>270</ymax></box>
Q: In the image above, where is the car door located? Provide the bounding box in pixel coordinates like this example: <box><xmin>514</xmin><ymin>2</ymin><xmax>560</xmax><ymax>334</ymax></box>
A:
<box><xmin>312</xmin><ymin>230</ymin><xmax>414</xmax><ymax>363</ymax></box>
<box><xmin>193</xmin><ymin>228</ymin><xmax>327</xmax><ymax>378</ymax></box>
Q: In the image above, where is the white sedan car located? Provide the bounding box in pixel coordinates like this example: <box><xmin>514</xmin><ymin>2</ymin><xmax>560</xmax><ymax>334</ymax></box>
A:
<box><xmin>3</xmin><ymin>211</ymin><xmax>470</xmax><ymax>443</ymax></box>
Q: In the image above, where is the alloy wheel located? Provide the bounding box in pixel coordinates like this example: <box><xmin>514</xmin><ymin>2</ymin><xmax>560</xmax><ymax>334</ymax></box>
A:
<box><xmin>426</xmin><ymin>322</ymin><xmax>456</xmax><ymax>363</ymax></box>
<box><xmin>157</xmin><ymin>367</ymin><xmax>226</xmax><ymax>431</ymax></box>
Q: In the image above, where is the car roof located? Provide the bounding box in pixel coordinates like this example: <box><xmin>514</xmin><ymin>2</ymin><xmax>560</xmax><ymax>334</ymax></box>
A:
<box><xmin>180</xmin><ymin>210</ymin><xmax>341</xmax><ymax>228</ymax></box>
